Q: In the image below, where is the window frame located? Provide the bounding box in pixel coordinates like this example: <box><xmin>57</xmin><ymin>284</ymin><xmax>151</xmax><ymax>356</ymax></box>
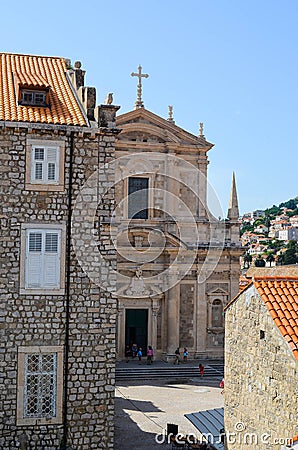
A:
<box><xmin>126</xmin><ymin>176</ymin><xmax>150</xmax><ymax>220</ymax></box>
<box><xmin>17</xmin><ymin>346</ymin><xmax>63</xmax><ymax>426</ymax></box>
<box><xmin>20</xmin><ymin>89</ymin><xmax>48</xmax><ymax>107</ymax></box>
<box><xmin>25</xmin><ymin>139</ymin><xmax>65</xmax><ymax>191</ymax></box>
<box><xmin>20</xmin><ymin>223</ymin><xmax>66</xmax><ymax>295</ymax></box>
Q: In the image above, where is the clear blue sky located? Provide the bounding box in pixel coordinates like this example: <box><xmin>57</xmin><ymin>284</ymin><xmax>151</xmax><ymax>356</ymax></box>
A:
<box><xmin>1</xmin><ymin>0</ymin><xmax>298</xmax><ymax>215</ymax></box>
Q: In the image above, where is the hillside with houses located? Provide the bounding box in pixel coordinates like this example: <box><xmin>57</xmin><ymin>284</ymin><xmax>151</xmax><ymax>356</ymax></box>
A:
<box><xmin>240</xmin><ymin>197</ymin><xmax>298</xmax><ymax>269</ymax></box>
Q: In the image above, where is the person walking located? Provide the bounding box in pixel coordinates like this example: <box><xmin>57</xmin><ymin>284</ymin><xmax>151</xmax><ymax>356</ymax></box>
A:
<box><xmin>174</xmin><ymin>347</ymin><xmax>180</xmax><ymax>365</ymax></box>
<box><xmin>131</xmin><ymin>343</ymin><xmax>138</xmax><ymax>359</ymax></box>
<box><xmin>125</xmin><ymin>345</ymin><xmax>131</xmax><ymax>363</ymax></box>
<box><xmin>183</xmin><ymin>348</ymin><xmax>188</xmax><ymax>363</ymax></box>
<box><xmin>199</xmin><ymin>363</ymin><xmax>205</xmax><ymax>378</ymax></box>
<box><xmin>220</xmin><ymin>378</ymin><xmax>225</xmax><ymax>394</ymax></box>
<box><xmin>137</xmin><ymin>347</ymin><xmax>143</xmax><ymax>364</ymax></box>
<box><xmin>146</xmin><ymin>345</ymin><xmax>153</xmax><ymax>365</ymax></box>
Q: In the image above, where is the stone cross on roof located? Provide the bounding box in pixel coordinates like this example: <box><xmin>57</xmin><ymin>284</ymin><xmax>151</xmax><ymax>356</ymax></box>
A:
<box><xmin>131</xmin><ymin>65</ymin><xmax>149</xmax><ymax>109</ymax></box>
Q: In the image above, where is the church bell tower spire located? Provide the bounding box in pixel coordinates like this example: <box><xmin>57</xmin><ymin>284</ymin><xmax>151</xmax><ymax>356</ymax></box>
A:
<box><xmin>227</xmin><ymin>172</ymin><xmax>239</xmax><ymax>220</ymax></box>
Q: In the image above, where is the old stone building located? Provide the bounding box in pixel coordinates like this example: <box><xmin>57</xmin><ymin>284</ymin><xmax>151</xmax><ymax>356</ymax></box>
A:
<box><xmin>0</xmin><ymin>53</ymin><xmax>119</xmax><ymax>449</ymax></box>
<box><xmin>114</xmin><ymin>68</ymin><xmax>242</xmax><ymax>360</ymax></box>
<box><xmin>224</xmin><ymin>276</ymin><xmax>298</xmax><ymax>449</ymax></box>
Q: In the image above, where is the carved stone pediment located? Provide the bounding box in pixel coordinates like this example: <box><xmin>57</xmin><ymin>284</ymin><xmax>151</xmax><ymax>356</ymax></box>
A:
<box><xmin>207</xmin><ymin>287</ymin><xmax>229</xmax><ymax>296</ymax></box>
<box><xmin>116</xmin><ymin>108</ymin><xmax>214</xmax><ymax>149</ymax></box>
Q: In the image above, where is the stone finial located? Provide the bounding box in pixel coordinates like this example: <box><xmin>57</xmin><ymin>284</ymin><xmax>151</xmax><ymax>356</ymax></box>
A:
<box><xmin>104</xmin><ymin>93</ymin><xmax>113</xmax><ymax>105</ymax></box>
<box><xmin>227</xmin><ymin>172</ymin><xmax>240</xmax><ymax>220</ymax></box>
<box><xmin>64</xmin><ymin>58</ymin><xmax>72</xmax><ymax>69</ymax></box>
<box><xmin>131</xmin><ymin>65</ymin><xmax>149</xmax><ymax>109</ymax></box>
<box><xmin>199</xmin><ymin>122</ymin><xmax>205</xmax><ymax>139</ymax></box>
<box><xmin>68</xmin><ymin>60</ymin><xmax>85</xmax><ymax>91</ymax></box>
<box><xmin>167</xmin><ymin>105</ymin><xmax>175</xmax><ymax>124</ymax></box>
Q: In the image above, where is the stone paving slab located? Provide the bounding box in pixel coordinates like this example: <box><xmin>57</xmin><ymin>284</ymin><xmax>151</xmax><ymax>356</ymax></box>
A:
<box><xmin>114</xmin><ymin>377</ymin><xmax>224</xmax><ymax>450</ymax></box>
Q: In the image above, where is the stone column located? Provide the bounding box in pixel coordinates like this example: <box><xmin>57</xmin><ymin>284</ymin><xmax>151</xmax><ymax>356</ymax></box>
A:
<box><xmin>195</xmin><ymin>263</ymin><xmax>207</xmax><ymax>357</ymax></box>
<box><xmin>151</xmin><ymin>298</ymin><xmax>160</xmax><ymax>352</ymax></box>
<box><xmin>165</xmin><ymin>264</ymin><xmax>180</xmax><ymax>359</ymax></box>
<box><xmin>117</xmin><ymin>303</ymin><xmax>125</xmax><ymax>358</ymax></box>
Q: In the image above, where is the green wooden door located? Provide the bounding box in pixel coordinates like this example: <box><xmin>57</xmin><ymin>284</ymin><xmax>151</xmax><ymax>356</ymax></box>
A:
<box><xmin>125</xmin><ymin>309</ymin><xmax>148</xmax><ymax>353</ymax></box>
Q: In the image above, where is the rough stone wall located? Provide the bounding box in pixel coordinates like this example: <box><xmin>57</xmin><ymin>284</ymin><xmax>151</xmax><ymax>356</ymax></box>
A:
<box><xmin>224</xmin><ymin>286</ymin><xmax>298</xmax><ymax>450</ymax></box>
<box><xmin>0</xmin><ymin>126</ymin><xmax>116</xmax><ymax>449</ymax></box>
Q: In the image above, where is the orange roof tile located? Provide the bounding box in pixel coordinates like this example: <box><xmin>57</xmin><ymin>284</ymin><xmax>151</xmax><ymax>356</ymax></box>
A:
<box><xmin>254</xmin><ymin>277</ymin><xmax>298</xmax><ymax>362</ymax></box>
<box><xmin>0</xmin><ymin>52</ymin><xmax>87</xmax><ymax>126</ymax></box>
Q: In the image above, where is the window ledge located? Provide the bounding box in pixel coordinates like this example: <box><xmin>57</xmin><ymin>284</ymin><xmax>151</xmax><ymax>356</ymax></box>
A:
<box><xmin>20</xmin><ymin>288</ymin><xmax>65</xmax><ymax>296</ymax></box>
<box><xmin>25</xmin><ymin>183</ymin><xmax>65</xmax><ymax>192</ymax></box>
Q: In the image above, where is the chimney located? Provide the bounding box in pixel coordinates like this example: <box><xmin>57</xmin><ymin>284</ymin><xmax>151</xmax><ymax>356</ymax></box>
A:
<box><xmin>95</xmin><ymin>104</ymin><xmax>120</xmax><ymax>130</ymax></box>
<box><xmin>67</xmin><ymin>60</ymin><xmax>96</xmax><ymax>121</ymax></box>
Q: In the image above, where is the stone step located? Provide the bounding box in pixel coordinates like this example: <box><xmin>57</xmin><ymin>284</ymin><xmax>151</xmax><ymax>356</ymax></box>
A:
<box><xmin>116</xmin><ymin>364</ymin><xmax>224</xmax><ymax>380</ymax></box>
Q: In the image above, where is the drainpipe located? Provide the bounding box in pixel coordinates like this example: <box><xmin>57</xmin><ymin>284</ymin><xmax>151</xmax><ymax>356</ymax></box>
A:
<box><xmin>61</xmin><ymin>130</ymin><xmax>74</xmax><ymax>450</ymax></box>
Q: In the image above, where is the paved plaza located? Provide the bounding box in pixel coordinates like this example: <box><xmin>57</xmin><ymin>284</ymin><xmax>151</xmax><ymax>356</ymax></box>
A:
<box><xmin>114</xmin><ymin>361</ymin><xmax>224</xmax><ymax>450</ymax></box>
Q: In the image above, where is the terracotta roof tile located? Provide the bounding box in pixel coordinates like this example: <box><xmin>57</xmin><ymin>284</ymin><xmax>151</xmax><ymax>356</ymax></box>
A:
<box><xmin>0</xmin><ymin>52</ymin><xmax>87</xmax><ymax>126</ymax></box>
<box><xmin>254</xmin><ymin>277</ymin><xmax>298</xmax><ymax>362</ymax></box>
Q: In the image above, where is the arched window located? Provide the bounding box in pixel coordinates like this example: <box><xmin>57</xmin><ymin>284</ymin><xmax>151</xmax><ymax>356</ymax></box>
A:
<box><xmin>212</xmin><ymin>299</ymin><xmax>223</xmax><ymax>328</ymax></box>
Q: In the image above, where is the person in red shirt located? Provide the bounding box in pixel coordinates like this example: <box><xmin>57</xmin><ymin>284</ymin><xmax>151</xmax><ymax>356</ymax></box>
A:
<box><xmin>199</xmin><ymin>363</ymin><xmax>204</xmax><ymax>378</ymax></box>
<box><xmin>220</xmin><ymin>378</ymin><xmax>225</xmax><ymax>394</ymax></box>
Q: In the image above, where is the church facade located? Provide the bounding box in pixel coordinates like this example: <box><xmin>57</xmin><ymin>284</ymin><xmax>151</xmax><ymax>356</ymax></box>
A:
<box><xmin>114</xmin><ymin>95</ymin><xmax>242</xmax><ymax>360</ymax></box>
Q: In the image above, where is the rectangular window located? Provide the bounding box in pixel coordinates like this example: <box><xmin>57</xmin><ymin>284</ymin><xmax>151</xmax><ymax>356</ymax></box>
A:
<box><xmin>31</xmin><ymin>146</ymin><xmax>59</xmax><ymax>184</ymax></box>
<box><xmin>26</xmin><ymin>229</ymin><xmax>60</xmax><ymax>289</ymax></box>
<box><xmin>24</xmin><ymin>353</ymin><xmax>57</xmax><ymax>418</ymax></box>
<box><xmin>17</xmin><ymin>346</ymin><xmax>63</xmax><ymax>425</ymax></box>
<box><xmin>20</xmin><ymin>224</ymin><xmax>66</xmax><ymax>295</ymax></box>
<box><xmin>128</xmin><ymin>177</ymin><xmax>149</xmax><ymax>219</ymax></box>
<box><xmin>20</xmin><ymin>89</ymin><xmax>47</xmax><ymax>106</ymax></box>
<box><xmin>26</xmin><ymin>139</ymin><xmax>65</xmax><ymax>191</ymax></box>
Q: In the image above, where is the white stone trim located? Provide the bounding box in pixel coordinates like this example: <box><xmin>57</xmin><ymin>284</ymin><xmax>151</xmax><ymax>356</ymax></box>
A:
<box><xmin>19</xmin><ymin>223</ymin><xmax>66</xmax><ymax>295</ymax></box>
<box><xmin>25</xmin><ymin>138</ymin><xmax>66</xmax><ymax>191</ymax></box>
<box><xmin>17</xmin><ymin>345</ymin><xmax>64</xmax><ymax>426</ymax></box>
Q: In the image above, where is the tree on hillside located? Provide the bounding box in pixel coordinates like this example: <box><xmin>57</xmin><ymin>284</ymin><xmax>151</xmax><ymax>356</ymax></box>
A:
<box><xmin>265</xmin><ymin>205</ymin><xmax>281</xmax><ymax>218</ymax></box>
<box><xmin>255</xmin><ymin>255</ymin><xmax>266</xmax><ymax>267</ymax></box>
<box><xmin>279</xmin><ymin>198</ymin><xmax>298</xmax><ymax>210</ymax></box>
<box><xmin>287</xmin><ymin>207</ymin><xmax>298</xmax><ymax>217</ymax></box>
<box><xmin>283</xmin><ymin>240</ymin><xmax>298</xmax><ymax>265</ymax></box>
<box><xmin>243</xmin><ymin>252</ymin><xmax>252</xmax><ymax>268</ymax></box>
<box><xmin>266</xmin><ymin>253</ymin><xmax>275</xmax><ymax>267</ymax></box>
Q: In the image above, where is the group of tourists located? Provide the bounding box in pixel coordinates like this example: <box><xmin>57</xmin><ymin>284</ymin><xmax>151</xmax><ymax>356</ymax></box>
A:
<box><xmin>125</xmin><ymin>343</ymin><xmax>154</xmax><ymax>365</ymax></box>
<box><xmin>174</xmin><ymin>347</ymin><xmax>205</xmax><ymax>377</ymax></box>
<box><xmin>174</xmin><ymin>347</ymin><xmax>189</xmax><ymax>364</ymax></box>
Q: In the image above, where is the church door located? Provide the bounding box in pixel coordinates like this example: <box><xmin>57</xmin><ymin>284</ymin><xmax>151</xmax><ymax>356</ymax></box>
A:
<box><xmin>125</xmin><ymin>309</ymin><xmax>148</xmax><ymax>352</ymax></box>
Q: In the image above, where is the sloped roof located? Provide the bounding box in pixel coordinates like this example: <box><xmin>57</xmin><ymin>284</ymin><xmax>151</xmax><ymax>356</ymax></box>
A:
<box><xmin>254</xmin><ymin>277</ymin><xmax>298</xmax><ymax>361</ymax></box>
<box><xmin>245</xmin><ymin>265</ymin><xmax>298</xmax><ymax>278</ymax></box>
<box><xmin>228</xmin><ymin>275</ymin><xmax>298</xmax><ymax>361</ymax></box>
<box><xmin>0</xmin><ymin>52</ymin><xmax>87</xmax><ymax>126</ymax></box>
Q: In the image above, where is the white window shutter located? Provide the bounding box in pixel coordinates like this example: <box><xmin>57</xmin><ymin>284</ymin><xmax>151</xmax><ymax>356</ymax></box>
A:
<box><xmin>27</xmin><ymin>253</ymin><xmax>42</xmax><ymax>287</ymax></box>
<box><xmin>44</xmin><ymin>254</ymin><xmax>60</xmax><ymax>287</ymax></box>
<box><xmin>44</xmin><ymin>232</ymin><xmax>60</xmax><ymax>287</ymax></box>
<box><xmin>46</xmin><ymin>147</ymin><xmax>58</xmax><ymax>182</ymax></box>
<box><xmin>25</xmin><ymin>230</ymin><xmax>61</xmax><ymax>289</ymax></box>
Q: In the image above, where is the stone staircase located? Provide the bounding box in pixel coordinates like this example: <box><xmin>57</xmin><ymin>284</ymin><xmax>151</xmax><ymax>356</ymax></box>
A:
<box><xmin>116</xmin><ymin>362</ymin><xmax>224</xmax><ymax>381</ymax></box>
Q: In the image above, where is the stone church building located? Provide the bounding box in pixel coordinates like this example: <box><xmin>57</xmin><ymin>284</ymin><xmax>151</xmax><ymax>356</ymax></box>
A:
<box><xmin>114</xmin><ymin>68</ymin><xmax>242</xmax><ymax>360</ymax></box>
